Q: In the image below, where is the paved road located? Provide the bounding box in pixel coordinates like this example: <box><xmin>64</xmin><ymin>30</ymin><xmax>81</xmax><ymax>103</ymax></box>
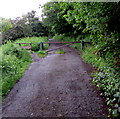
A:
<box><xmin>2</xmin><ymin>44</ymin><xmax>108</xmax><ymax>117</ymax></box>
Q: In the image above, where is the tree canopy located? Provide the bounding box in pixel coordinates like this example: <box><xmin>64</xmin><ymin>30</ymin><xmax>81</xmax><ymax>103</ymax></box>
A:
<box><xmin>1</xmin><ymin>10</ymin><xmax>48</xmax><ymax>43</ymax></box>
<box><xmin>42</xmin><ymin>2</ymin><xmax>120</xmax><ymax>56</ymax></box>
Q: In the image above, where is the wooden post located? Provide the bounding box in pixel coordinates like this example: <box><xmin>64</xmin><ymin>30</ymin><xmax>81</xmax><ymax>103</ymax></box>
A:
<box><xmin>81</xmin><ymin>41</ymin><xmax>84</xmax><ymax>50</ymax></box>
<box><xmin>40</xmin><ymin>42</ymin><xmax>44</xmax><ymax>50</ymax></box>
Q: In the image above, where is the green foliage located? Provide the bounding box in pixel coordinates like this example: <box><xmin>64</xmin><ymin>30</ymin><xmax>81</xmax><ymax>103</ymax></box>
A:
<box><xmin>15</xmin><ymin>36</ymin><xmax>48</xmax><ymax>44</ymax></box>
<box><xmin>42</xmin><ymin>2</ymin><xmax>120</xmax><ymax>55</ymax></box>
<box><xmin>38</xmin><ymin>50</ymin><xmax>48</xmax><ymax>58</ymax></box>
<box><xmin>42</xmin><ymin>2</ymin><xmax>74</xmax><ymax>36</ymax></box>
<box><xmin>0</xmin><ymin>18</ymin><xmax>13</xmax><ymax>32</ymax></box>
<box><xmin>42</xmin><ymin>1</ymin><xmax>120</xmax><ymax>117</ymax></box>
<box><xmin>55</xmin><ymin>49</ymin><xmax>65</xmax><ymax>54</ymax></box>
<box><xmin>1</xmin><ymin>37</ymin><xmax>48</xmax><ymax>97</ymax></box>
<box><xmin>31</xmin><ymin>43</ymin><xmax>40</xmax><ymax>51</ymax></box>
<box><xmin>2</xmin><ymin>11</ymin><xmax>48</xmax><ymax>43</ymax></box>
<box><xmin>82</xmin><ymin>46</ymin><xmax>120</xmax><ymax>117</ymax></box>
<box><xmin>1</xmin><ymin>42</ymin><xmax>32</xmax><ymax>97</ymax></box>
<box><xmin>16</xmin><ymin>36</ymin><xmax>49</xmax><ymax>51</ymax></box>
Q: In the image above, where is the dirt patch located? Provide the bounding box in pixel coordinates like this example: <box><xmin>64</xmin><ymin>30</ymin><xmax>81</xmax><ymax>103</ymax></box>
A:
<box><xmin>2</xmin><ymin>43</ymin><xmax>108</xmax><ymax>117</ymax></box>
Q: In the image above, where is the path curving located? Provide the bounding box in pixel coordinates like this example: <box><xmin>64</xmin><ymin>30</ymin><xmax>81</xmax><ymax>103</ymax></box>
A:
<box><xmin>2</xmin><ymin>43</ymin><xmax>108</xmax><ymax>117</ymax></box>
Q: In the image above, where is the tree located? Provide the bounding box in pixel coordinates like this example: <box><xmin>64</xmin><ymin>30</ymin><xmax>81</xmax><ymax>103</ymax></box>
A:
<box><xmin>42</xmin><ymin>2</ymin><xmax>74</xmax><ymax>36</ymax></box>
<box><xmin>0</xmin><ymin>18</ymin><xmax>13</xmax><ymax>33</ymax></box>
<box><xmin>2</xmin><ymin>10</ymin><xmax>49</xmax><ymax>43</ymax></box>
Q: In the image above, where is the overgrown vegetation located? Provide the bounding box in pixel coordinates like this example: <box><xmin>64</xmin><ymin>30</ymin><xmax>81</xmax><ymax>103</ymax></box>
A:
<box><xmin>1</xmin><ymin>42</ymin><xmax>32</xmax><ymax>97</ymax></box>
<box><xmin>42</xmin><ymin>1</ymin><xmax>120</xmax><ymax>117</ymax></box>
<box><xmin>1</xmin><ymin>37</ymin><xmax>48</xmax><ymax>97</ymax></box>
<box><xmin>82</xmin><ymin>46</ymin><xmax>120</xmax><ymax>117</ymax></box>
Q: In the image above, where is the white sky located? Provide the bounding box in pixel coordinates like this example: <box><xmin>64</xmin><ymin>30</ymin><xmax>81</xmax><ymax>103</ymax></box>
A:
<box><xmin>0</xmin><ymin>0</ymin><xmax>50</xmax><ymax>19</ymax></box>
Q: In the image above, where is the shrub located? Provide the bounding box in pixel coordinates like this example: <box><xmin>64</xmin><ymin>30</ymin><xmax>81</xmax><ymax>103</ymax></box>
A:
<box><xmin>82</xmin><ymin>46</ymin><xmax>120</xmax><ymax>117</ymax></box>
<box><xmin>31</xmin><ymin>43</ymin><xmax>40</xmax><ymax>51</ymax></box>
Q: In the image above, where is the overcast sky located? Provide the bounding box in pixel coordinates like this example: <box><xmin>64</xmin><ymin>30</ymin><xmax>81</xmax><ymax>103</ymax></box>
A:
<box><xmin>0</xmin><ymin>0</ymin><xmax>50</xmax><ymax>19</ymax></box>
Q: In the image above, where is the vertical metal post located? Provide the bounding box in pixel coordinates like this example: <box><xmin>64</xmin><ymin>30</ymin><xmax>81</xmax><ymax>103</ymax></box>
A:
<box><xmin>40</xmin><ymin>42</ymin><xmax>44</xmax><ymax>50</ymax></box>
<box><xmin>81</xmin><ymin>41</ymin><xmax>84</xmax><ymax>50</ymax></box>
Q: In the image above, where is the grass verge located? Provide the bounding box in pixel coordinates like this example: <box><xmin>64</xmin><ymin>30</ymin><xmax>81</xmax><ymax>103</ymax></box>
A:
<box><xmin>1</xmin><ymin>37</ymin><xmax>49</xmax><ymax>98</ymax></box>
<box><xmin>82</xmin><ymin>46</ymin><xmax>120</xmax><ymax>117</ymax></box>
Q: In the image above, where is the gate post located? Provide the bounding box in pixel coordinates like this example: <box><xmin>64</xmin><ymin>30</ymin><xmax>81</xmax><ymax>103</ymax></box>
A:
<box><xmin>40</xmin><ymin>42</ymin><xmax>44</xmax><ymax>50</ymax></box>
<box><xmin>81</xmin><ymin>41</ymin><xmax>84</xmax><ymax>50</ymax></box>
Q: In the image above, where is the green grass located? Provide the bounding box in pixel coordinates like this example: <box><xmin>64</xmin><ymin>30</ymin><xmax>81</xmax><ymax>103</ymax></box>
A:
<box><xmin>55</xmin><ymin>49</ymin><xmax>65</xmax><ymax>54</ymax></box>
<box><xmin>15</xmin><ymin>37</ymin><xmax>49</xmax><ymax>51</ymax></box>
<box><xmin>1</xmin><ymin>42</ymin><xmax>32</xmax><ymax>98</ymax></box>
<box><xmin>15</xmin><ymin>37</ymin><xmax>48</xmax><ymax>44</ymax></box>
<box><xmin>37</xmin><ymin>51</ymin><xmax>48</xmax><ymax>58</ymax></box>
<box><xmin>1</xmin><ymin>37</ymin><xmax>49</xmax><ymax>98</ymax></box>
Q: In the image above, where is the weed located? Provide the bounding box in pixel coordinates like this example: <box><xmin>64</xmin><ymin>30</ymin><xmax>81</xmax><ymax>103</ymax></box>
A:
<box><xmin>55</xmin><ymin>49</ymin><xmax>65</xmax><ymax>54</ymax></box>
<box><xmin>37</xmin><ymin>50</ymin><xmax>48</xmax><ymax>58</ymax></box>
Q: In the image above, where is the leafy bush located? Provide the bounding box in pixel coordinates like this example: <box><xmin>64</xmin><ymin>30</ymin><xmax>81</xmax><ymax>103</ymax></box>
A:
<box><xmin>1</xmin><ymin>42</ymin><xmax>32</xmax><ymax>97</ymax></box>
<box><xmin>82</xmin><ymin>46</ymin><xmax>120</xmax><ymax>117</ymax></box>
<box><xmin>31</xmin><ymin>43</ymin><xmax>40</xmax><ymax>51</ymax></box>
<box><xmin>1</xmin><ymin>56</ymin><xmax>32</xmax><ymax>97</ymax></box>
<box><xmin>1</xmin><ymin>37</ymin><xmax>49</xmax><ymax>97</ymax></box>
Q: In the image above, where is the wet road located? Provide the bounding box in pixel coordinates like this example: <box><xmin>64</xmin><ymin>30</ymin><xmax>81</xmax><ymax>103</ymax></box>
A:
<box><xmin>2</xmin><ymin>44</ymin><xmax>108</xmax><ymax>117</ymax></box>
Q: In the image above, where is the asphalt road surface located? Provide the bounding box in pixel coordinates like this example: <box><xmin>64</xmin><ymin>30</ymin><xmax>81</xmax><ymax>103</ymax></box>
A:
<box><xmin>2</xmin><ymin>43</ymin><xmax>108</xmax><ymax>117</ymax></box>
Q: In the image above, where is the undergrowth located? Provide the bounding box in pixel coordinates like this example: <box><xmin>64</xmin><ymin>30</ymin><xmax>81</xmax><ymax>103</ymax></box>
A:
<box><xmin>1</xmin><ymin>42</ymin><xmax>32</xmax><ymax>97</ymax></box>
<box><xmin>1</xmin><ymin>37</ymin><xmax>49</xmax><ymax>97</ymax></box>
<box><xmin>82</xmin><ymin>46</ymin><xmax>120</xmax><ymax>117</ymax></box>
